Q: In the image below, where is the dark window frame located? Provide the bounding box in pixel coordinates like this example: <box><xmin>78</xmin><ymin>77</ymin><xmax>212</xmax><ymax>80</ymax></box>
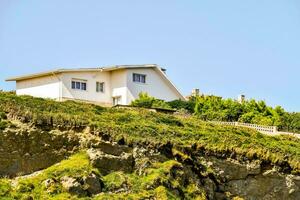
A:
<box><xmin>71</xmin><ymin>80</ymin><xmax>87</xmax><ymax>91</ymax></box>
<box><xmin>96</xmin><ymin>82</ymin><xmax>105</xmax><ymax>93</ymax></box>
<box><xmin>133</xmin><ymin>73</ymin><xmax>146</xmax><ymax>83</ymax></box>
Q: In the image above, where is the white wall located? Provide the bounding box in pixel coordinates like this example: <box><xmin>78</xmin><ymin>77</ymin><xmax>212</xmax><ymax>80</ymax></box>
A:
<box><xmin>110</xmin><ymin>69</ymin><xmax>128</xmax><ymax>105</ymax></box>
<box><xmin>61</xmin><ymin>71</ymin><xmax>112</xmax><ymax>105</ymax></box>
<box><xmin>14</xmin><ymin>67</ymin><xmax>183</xmax><ymax>106</ymax></box>
<box><xmin>125</xmin><ymin>68</ymin><xmax>182</xmax><ymax>104</ymax></box>
<box><xmin>16</xmin><ymin>75</ymin><xmax>61</xmax><ymax>100</ymax></box>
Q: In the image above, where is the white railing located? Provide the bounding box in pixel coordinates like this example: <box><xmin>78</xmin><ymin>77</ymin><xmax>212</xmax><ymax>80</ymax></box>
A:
<box><xmin>210</xmin><ymin>121</ymin><xmax>300</xmax><ymax>138</ymax></box>
<box><xmin>236</xmin><ymin>122</ymin><xmax>277</xmax><ymax>133</ymax></box>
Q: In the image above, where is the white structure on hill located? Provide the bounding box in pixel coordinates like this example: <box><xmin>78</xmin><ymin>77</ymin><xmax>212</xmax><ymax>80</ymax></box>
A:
<box><xmin>6</xmin><ymin>64</ymin><xmax>185</xmax><ymax>106</ymax></box>
<box><xmin>238</xmin><ymin>94</ymin><xmax>246</xmax><ymax>103</ymax></box>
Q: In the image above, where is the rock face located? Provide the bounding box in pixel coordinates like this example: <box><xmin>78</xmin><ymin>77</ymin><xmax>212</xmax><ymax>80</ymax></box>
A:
<box><xmin>199</xmin><ymin>156</ymin><xmax>300</xmax><ymax>200</ymax></box>
<box><xmin>60</xmin><ymin>173</ymin><xmax>102</xmax><ymax>196</ymax></box>
<box><xmin>205</xmin><ymin>157</ymin><xmax>261</xmax><ymax>181</ymax></box>
<box><xmin>61</xmin><ymin>176</ymin><xmax>86</xmax><ymax>196</ymax></box>
<box><xmin>223</xmin><ymin>169</ymin><xmax>300</xmax><ymax>200</ymax></box>
<box><xmin>0</xmin><ymin>125</ymin><xmax>80</xmax><ymax>177</ymax></box>
<box><xmin>82</xmin><ymin>173</ymin><xmax>103</xmax><ymax>195</ymax></box>
<box><xmin>1</xmin><ymin>123</ymin><xmax>299</xmax><ymax>199</ymax></box>
<box><xmin>87</xmin><ymin>143</ymin><xmax>134</xmax><ymax>175</ymax></box>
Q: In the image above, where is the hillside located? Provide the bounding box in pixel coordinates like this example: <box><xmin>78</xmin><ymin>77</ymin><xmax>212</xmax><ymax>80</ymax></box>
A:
<box><xmin>0</xmin><ymin>92</ymin><xmax>300</xmax><ymax>199</ymax></box>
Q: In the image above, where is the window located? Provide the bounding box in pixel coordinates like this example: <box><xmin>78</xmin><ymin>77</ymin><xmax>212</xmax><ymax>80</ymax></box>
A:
<box><xmin>81</xmin><ymin>82</ymin><xmax>87</xmax><ymax>91</ymax></box>
<box><xmin>76</xmin><ymin>82</ymin><xmax>80</xmax><ymax>89</ymax></box>
<box><xmin>71</xmin><ymin>80</ymin><xmax>87</xmax><ymax>91</ymax></box>
<box><xmin>72</xmin><ymin>81</ymin><xmax>76</xmax><ymax>89</ymax></box>
<box><xmin>133</xmin><ymin>73</ymin><xmax>146</xmax><ymax>83</ymax></box>
<box><xmin>96</xmin><ymin>82</ymin><xmax>105</xmax><ymax>93</ymax></box>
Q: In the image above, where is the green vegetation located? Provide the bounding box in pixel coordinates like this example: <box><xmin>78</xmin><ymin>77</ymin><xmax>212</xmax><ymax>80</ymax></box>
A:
<box><xmin>100</xmin><ymin>160</ymin><xmax>200</xmax><ymax>200</ymax></box>
<box><xmin>280</xmin><ymin>112</ymin><xmax>300</xmax><ymax>133</ymax></box>
<box><xmin>0</xmin><ymin>111</ymin><xmax>9</xmax><ymax>130</ymax></box>
<box><xmin>0</xmin><ymin>91</ymin><xmax>300</xmax><ymax>199</ymax></box>
<box><xmin>0</xmin><ymin>91</ymin><xmax>299</xmax><ymax>172</ymax></box>
<box><xmin>0</xmin><ymin>152</ymin><xmax>204</xmax><ymax>200</ymax></box>
<box><xmin>130</xmin><ymin>92</ymin><xmax>300</xmax><ymax>133</ymax></box>
<box><xmin>131</xmin><ymin>92</ymin><xmax>171</xmax><ymax>109</ymax></box>
<box><xmin>0</xmin><ymin>152</ymin><xmax>93</xmax><ymax>200</ymax></box>
<box><xmin>192</xmin><ymin>95</ymin><xmax>285</xmax><ymax>125</ymax></box>
<box><xmin>190</xmin><ymin>95</ymin><xmax>300</xmax><ymax>133</ymax></box>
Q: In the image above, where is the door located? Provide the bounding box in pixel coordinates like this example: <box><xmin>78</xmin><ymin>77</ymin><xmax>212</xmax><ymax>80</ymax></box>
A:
<box><xmin>113</xmin><ymin>96</ymin><xmax>122</xmax><ymax>106</ymax></box>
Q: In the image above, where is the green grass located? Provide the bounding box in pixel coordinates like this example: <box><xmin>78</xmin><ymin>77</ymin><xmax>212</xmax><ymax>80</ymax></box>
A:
<box><xmin>0</xmin><ymin>179</ymin><xmax>12</xmax><ymax>199</ymax></box>
<box><xmin>1</xmin><ymin>152</ymin><xmax>95</xmax><ymax>200</ymax></box>
<box><xmin>0</xmin><ymin>111</ymin><xmax>9</xmax><ymax>130</ymax></box>
<box><xmin>0</xmin><ymin>91</ymin><xmax>299</xmax><ymax>173</ymax></box>
<box><xmin>87</xmin><ymin>154</ymin><xmax>205</xmax><ymax>199</ymax></box>
<box><xmin>0</xmin><ymin>151</ymin><xmax>203</xmax><ymax>199</ymax></box>
<box><xmin>0</xmin><ymin>91</ymin><xmax>299</xmax><ymax>198</ymax></box>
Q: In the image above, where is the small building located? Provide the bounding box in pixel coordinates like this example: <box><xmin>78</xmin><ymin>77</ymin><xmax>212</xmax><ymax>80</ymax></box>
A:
<box><xmin>6</xmin><ymin>64</ymin><xmax>185</xmax><ymax>106</ymax></box>
<box><xmin>191</xmin><ymin>88</ymin><xmax>201</xmax><ymax>97</ymax></box>
<box><xmin>238</xmin><ymin>94</ymin><xmax>246</xmax><ymax>103</ymax></box>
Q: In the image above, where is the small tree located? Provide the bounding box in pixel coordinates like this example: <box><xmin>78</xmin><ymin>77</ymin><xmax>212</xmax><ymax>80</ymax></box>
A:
<box><xmin>131</xmin><ymin>93</ymin><xmax>155</xmax><ymax>108</ymax></box>
<box><xmin>131</xmin><ymin>93</ymin><xmax>171</xmax><ymax>109</ymax></box>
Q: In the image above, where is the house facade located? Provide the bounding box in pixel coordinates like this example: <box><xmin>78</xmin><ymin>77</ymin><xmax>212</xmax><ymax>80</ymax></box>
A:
<box><xmin>6</xmin><ymin>65</ymin><xmax>185</xmax><ymax>106</ymax></box>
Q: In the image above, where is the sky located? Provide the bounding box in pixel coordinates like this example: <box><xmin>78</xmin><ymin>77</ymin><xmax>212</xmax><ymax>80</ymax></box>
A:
<box><xmin>0</xmin><ymin>0</ymin><xmax>299</xmax><ymax>111</ymax></box>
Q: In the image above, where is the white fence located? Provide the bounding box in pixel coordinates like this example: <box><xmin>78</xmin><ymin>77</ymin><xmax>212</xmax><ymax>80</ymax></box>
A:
<box><xmin>210</xmin><ymin>121</ymin><xmax>300</xmax><ymax>138</ymax></box>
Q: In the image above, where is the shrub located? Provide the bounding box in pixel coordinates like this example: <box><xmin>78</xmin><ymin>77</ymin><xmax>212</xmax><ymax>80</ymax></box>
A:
<box><xmin>131</xmin><ymin>93</ymin><xmax>171</xmax><ymax>109</ymax></box>
<box><xmin>152</xmin><ymin>99</ymin><xmax>171</xmax><ymax>109</ymax></box>
<box><xmin>131</xmin><ymin>93</ymin><xmax>155</xmax><ymax>108</ymax></box>
<box><xmin>168</xmin><ymin>99</ymin><xmax>195</xmax><ymax>113</ymax></box>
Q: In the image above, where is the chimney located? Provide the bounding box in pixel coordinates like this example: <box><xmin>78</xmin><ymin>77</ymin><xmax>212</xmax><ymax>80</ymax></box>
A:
<box><xmin>161</xmin><ymin>68</ymin><xmax>167</xmax><ymax>74</ymax></box>
<box><xmin>191</xmin><ymin>88</ymin><xmax>200</xmax><ymax>97</ymax></box>
<box><xmin>238</xmin><ymin>94</ymin><xmax>246</xmax><ymax>103</ymax></box>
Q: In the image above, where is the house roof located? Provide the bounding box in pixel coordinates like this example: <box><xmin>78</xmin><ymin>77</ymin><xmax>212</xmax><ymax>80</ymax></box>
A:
<box><xmin>5</xmin><ymin>64</ymin><xmax>158</xmax><ymax>81</ymax></box>
<box><xmin>6</xmin><ymin>64</ymin><xmax>185</xmax><ymax>100</ymax></box>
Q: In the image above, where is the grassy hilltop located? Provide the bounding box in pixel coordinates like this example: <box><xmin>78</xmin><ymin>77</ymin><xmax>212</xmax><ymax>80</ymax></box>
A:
<box><xmin>0</xmin><ymin>91</ymin><xmax>299</xmax><ymax>199</ymax></box>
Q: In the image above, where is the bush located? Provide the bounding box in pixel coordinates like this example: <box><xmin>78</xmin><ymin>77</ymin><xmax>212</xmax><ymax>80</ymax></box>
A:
<box><xmin>191</xmin><ymin>95</ymin><xmax>300</xmax><ymax>132</ymax></box>
<box><xmin>131</xmin><ymin>93</ymin><xmax>155</xmax><ymax>108</ymax></box>
<box><xmin>131</xmin><ymin>93</ymin><xmax>171</xmax><ymax>109</ymax></box>
<box><xmin>167</xmin><ymin>99</ymin><xmax>195</xmax><ymax>113</ymax></box>
<box><xmin>152</xmin><ymin>99</ymin><xmax>171</xmax><ymax>109</ymax></box>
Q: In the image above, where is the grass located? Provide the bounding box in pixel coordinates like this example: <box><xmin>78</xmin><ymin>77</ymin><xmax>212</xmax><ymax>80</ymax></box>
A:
<box><xmin>0</xmin><ymin>179</ymin><xmax>12</xmax><ymax>199</ymax></box>
<box><xmin>0</xmin><ymin>151</ymin><xmax>204</xmax><ymax>199</ymax></box>
<box><xmin>0</xmin><ymin>111</ymin><xmax>9</xmax><ymax>130</ymax></box>
<box><xmin>0</xmin><ymin>91</ymin><xmax>299</xmax><ymax>198</ymax></box>
<box><xmin>92</xmin><ymin>154</ymin><xmax>205</xmax><ymax>199</ymax></box>
<box><xmin>0</xmin><ymin>91</ymin><xmax>299</xmax><ymax>173</ymax></box>
<box><xmin>1</xmin><ymin>151</ymin><xmax>95</xmax><ymax>200</ymax></box>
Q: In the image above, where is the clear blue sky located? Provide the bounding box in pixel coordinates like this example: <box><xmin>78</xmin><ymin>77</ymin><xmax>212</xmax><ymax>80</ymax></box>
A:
<box><xmin>0</xmin><ymin>0</ymin><xmax>299</xmax><ymax>111</ymax></box>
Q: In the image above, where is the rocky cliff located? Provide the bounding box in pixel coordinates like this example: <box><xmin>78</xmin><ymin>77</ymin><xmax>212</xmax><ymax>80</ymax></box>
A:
<box><xmin>0</xmin><ymin>92</ymin><xmax>299</xmax><ymax>199</ymax></box>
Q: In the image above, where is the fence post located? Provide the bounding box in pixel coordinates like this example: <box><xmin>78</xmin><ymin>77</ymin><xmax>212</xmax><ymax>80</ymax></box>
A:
<box><xmin>273</xmin><ymin>126</ymin><xmax>277</xmax><ymax>133</ymax></box>
<box><xmin>235</xmin><ymin>122</ymin><xmax>239</xmax><ymax>126</ymax></box>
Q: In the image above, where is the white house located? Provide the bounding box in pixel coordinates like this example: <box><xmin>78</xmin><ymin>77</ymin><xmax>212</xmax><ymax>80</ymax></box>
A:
<box><xmin>6</xmin><ymin>64</ymin><xmax>185</xmax><ymax>106</ymax></box>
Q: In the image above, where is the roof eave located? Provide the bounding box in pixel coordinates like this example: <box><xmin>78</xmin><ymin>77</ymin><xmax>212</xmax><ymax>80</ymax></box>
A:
<box><xmin>5</xmin><ymin>65</ymin><xmax>158</xmax><ymax>81</ymax></box>
<box><xmin>5</xmin><ymin>70</ymin><xmax>61</xmax><ymax>81</ymax></box>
